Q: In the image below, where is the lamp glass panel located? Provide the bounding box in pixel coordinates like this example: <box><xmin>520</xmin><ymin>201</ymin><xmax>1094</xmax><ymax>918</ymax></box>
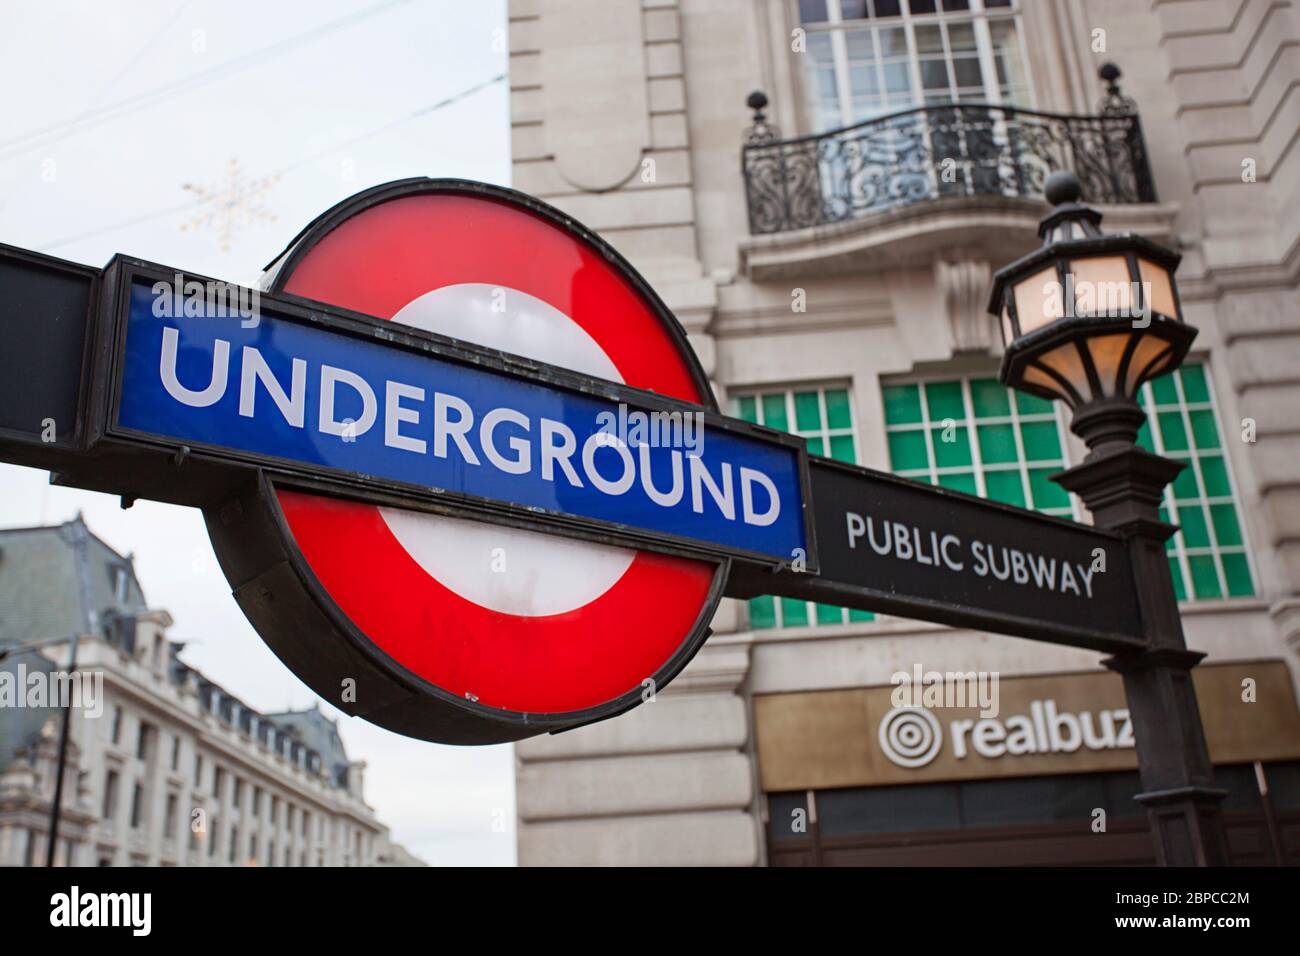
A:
<box><xmin>1020</xmin><ymin>364</ymin><xmax>1072</xmax><ymax>403</ymax></box>
<box><xmin>1142</xmin><ymin>348</ymin><xmax>1175</xmax><ymax>386</ymax></box>
<box><xmin>1028</xmin><ymin>340</ymin><xmax>1093</xmax><ymax>404</ymax></box>
<box><xmin>1012</xmin><ymin>266</ymin><xmax>1062</xmax><ymax>335</ymax></box>
<box><xmin>1122</xmin><ymin>333</ymin><xmax>1168</xmax><ymax>396</ymax></box>
<box><xmin>1138</xmin><ymin>258</ymin><xmax>1178</xmax><ymax>320</ymax></box>
<box><xmin>1070</xmin><ymin>255</ymin><xmax>1133</xmax><ymax>317</ymax></box>
<box><xmin>1038</xmin><ymin>341</ymin><xmax>1093</xmax><ymax>400</ymax></box>
<box><xmin>1001</xmin><ymin>307</ymin><xmax>1014</xmax><ymax>347</ymax></box>
<box><xmin>1081</xmin><ymin>332</ymin><xmax>1133</xmax><ymax>398</ymax></box>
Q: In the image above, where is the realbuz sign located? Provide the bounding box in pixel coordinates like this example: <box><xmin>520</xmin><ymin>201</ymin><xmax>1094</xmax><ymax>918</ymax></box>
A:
<box><xmin>753</xmin><ymin>662</ymin><xmax>1300</xmax><ymax>791</ymax></box>
<box><xmin>0</xmin><ymin>177</ymin><xmax>1148</xmax><ymax>746</ymax></box>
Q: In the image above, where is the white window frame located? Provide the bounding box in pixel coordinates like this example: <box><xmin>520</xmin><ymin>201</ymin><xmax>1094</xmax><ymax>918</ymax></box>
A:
<box><xmin>797</xmin><ymin>0</ymin><xmax>1037</xmax><ymax>131</ymax></box>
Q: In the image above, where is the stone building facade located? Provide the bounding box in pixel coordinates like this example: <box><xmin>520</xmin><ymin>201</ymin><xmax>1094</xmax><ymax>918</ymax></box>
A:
<box><xmin>0</xmin><ymin>517</ymin><xmax>422</xmax><ymax>867</ymax></box>
<box><xmin>507</xmin><ymin>0</ymin><xmax>1300</xmax><ymax>865</ymax></box>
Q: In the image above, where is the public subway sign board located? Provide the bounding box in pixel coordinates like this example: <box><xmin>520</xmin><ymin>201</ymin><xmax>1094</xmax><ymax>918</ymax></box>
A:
<box><xmin>110</xmin><ymin>274</ymin><xmax>811</xmax><ymax>567</ymax></box>
<box><xmin>732</xmin><ymin>457</ymin><xmax>1145</xmax><ymax>650</ymax></box>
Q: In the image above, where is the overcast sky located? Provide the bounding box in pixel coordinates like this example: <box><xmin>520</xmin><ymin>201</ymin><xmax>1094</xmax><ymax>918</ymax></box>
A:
<box><xmin>0</xmin><ymin>0</ymin><xmax>514</xmax><ymax>866</ymax></box>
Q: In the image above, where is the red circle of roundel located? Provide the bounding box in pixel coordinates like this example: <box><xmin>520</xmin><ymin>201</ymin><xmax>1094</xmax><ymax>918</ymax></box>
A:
<box><xmin>272</xmin><ymin>189</ymin><xmax>717</xmax><ymax>715</ymax></box>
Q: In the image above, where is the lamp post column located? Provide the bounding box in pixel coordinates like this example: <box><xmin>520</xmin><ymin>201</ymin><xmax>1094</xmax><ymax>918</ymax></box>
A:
<box><xmin>1055</xmin><ymin>429</ymin><xmax>1230</xmax><ymax>866</ymax></box>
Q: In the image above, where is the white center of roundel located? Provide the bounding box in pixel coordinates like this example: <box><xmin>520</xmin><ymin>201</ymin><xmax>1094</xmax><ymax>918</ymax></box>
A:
<box><xmin>378</xmin><ymin>283</ymin><xmax>636</xmax><ymax>617</ymax></box>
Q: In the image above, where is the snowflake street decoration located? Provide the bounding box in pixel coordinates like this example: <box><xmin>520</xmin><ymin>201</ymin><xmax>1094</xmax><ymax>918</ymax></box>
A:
<box><xmin>180</xmin><ymin>158</ymin><xmax>279</xmax><ymax>251</ymax></box>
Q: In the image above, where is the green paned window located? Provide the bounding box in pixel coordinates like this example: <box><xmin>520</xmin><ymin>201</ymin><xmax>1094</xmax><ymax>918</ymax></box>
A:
<box><xmin>925</xmin><ymin>381</ymin><xmax>966</xmax><ymax>422</ymax></box>
<box><xmin>882</xmin><ymin>366</ymin><xmax>1255</xmax><ymax>603</ymax></box>
<box><xmin>1136</xmin><ymin>363</ymin><xmax>1255</xmax><ymax>600</ymax></box>
<box><xmin>882</xmin><ymin>375</ymin><xmax>1076</xmax><ymax>520</ymax></box>
<box><xmin>731</xmin><ymin>385</ymin><xmax>871</xmax><ymax>628</ymax></box>
<box><xmin>882</xmin><ymin>383</ymin><xmax>923</xmax><ymax>424</ymax></box>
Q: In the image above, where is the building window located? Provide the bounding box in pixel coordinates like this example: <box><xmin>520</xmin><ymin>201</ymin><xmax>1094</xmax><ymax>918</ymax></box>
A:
<box><xmin>882</xmin><ymin>375</ymin><xmax>1076</xmax><ymax>517</ymax></box>
<box><xmin>250</xmin><ymin>834</ymin><xmax>259</xmax><ymax>865</ymax></box>
<box><xmin>212</xmin><ymin>767</ymin><xmax>223</xmax><ymax>800</ymax></box>
<box><xmin>135</xmin><ymin>722</ymin><xmax>153</xmax><ymax>761</ymax></box>
<box><xmin>193</xmin><ymin>753</ymin><xmax>203</xmax><ymax>789</ymax></box>
<box><xmin>164</xmin><ymin>793</ymin><xmax>178</xmax><ymax>839</ymax></box>
<box><xmin>797</xmin><ymin>0</ymin><xmax>1030</xmax><ymax>132</ymax></box>
<box><xmin>252</xmin><ymin>786</ymin><xmax>262</xmax><ymax>817</ymax></box>
<box><xmin>232</xmin><ymin>779</ymin><xmax>242</xmax><ymax>810</ymax></box>
<box><xmin>102</xmin><ymin>769</ymin><xmax>120</xmax><ymax>820</ymax></box>
<box><xmin>170</xmin><ymin>735</ymin><xmax>180</xmax><ymax>771</ymax></box>
<box><xmin>732</xmin><ymin>385</ymin><xmax>873</xmax><ymax>628</ymax></box>
<box><xmin>229</xmin><ymin>827</ymin><xmax>239</xmax><ymax>864</ymax></box>
<box><xmin>109</xmin><ymin>705</ymin><xmax>122</xmax><ymax>746</ymax></box>
<box><xmin>1136</xmin><ymin>363</ymin><xmax>1255</xmax><ymax>601</ymax></box>
<box><xmin>112</xmin><ymin>565</ymin><xmax>130</xmax><ymax>602</ymax></box>
<box><xmin>129</xmin><ymin>783</ymin><xmax>144</xmax><ymax>830</ymax></box>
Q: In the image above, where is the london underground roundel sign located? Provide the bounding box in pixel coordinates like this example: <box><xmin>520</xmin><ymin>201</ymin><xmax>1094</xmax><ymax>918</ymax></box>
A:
<box><xmin>205</xmin><ymin>179</ymin><xmax>726</xmax><ymax>744</ymax></box>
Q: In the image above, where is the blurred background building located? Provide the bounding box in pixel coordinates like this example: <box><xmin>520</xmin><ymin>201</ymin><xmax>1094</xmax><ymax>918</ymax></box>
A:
<box><xmin>508</xmin><ymin>0</ymin><xmax>1300</xmax><ymax>865</ymax></box>
<box><xmin>0</xmin><ymin>516</ymin><xmax>424</xmax><ymax>866</ymax></box>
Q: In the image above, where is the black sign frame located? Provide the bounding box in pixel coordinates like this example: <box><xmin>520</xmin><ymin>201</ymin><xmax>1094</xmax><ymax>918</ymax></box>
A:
<box><xmin>79</xmin><ymin>255</ymin><xmax>819</xmax><ymax>573</ymax></box>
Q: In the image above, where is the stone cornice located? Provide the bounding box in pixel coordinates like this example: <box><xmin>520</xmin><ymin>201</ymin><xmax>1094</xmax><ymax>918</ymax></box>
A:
<box><xmin>736</xmin><ymin>196</ymin><xmax>1180</xmax><ymax>281</ymax></box>
<box><xmin>712</xmin><ymin>298</ymin><xmax>893</xmax><ymax>339</ymax></box>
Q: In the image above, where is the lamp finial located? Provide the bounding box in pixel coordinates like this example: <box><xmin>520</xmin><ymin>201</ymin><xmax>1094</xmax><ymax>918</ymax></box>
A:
<box><xmin>1044</xmin><ymin>169</ymin><xmax>1082</xmax><ymax>207</ymax></box>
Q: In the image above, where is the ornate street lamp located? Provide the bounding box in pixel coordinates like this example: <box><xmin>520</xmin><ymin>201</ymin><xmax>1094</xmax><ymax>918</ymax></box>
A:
<box><xmin>990</xmin><ymin>169</ymin><xmax>1197</xmax><ymax>457</ymax></box>
<box><xmin>989</xmin><ymin>170</ymin><xmax>1230</xmax><ymax>866</ymax></box>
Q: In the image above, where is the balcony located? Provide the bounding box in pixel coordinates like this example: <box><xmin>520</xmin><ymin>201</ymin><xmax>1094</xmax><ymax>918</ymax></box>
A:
<box><xmin>743</xmin><ymin>100</ymin><xmax>1155</xmax><ymax>235</ymax></box>
<box><xmin>737</xmin><ymin>71</ymin><xmax>1174</xmax><ymax>281</ymax></box>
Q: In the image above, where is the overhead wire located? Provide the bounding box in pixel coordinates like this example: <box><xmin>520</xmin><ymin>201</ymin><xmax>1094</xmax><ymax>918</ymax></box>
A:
<box><xmin>0</xmin><ymin>0</ymin><xmax>417</xmax><ymax>162</ymax></box>
<box><xmin>35</xmin><ymin>71</ymin><xmax>506</xmax><ymax>252</ymax></box>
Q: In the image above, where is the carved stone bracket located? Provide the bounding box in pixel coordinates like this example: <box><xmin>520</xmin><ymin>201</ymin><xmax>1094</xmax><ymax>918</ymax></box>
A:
<box><xmin>935</xmin><ymin>258</ymin><xmax>994</xmax><ymax>354</ymax></box>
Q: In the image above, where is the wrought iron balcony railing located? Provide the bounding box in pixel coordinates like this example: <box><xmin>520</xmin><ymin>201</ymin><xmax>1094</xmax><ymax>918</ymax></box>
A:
<box><xmin>742</xmin><ymin>88</ymin><xmax>1156</xmax><ymax>236</ymax></box>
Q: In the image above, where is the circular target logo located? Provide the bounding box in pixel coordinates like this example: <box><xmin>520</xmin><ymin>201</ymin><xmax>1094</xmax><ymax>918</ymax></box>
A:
<box><xmin>878</xmin><ymin>706</ymin><xmax>943</xmax><ymax>768</ymax></box>
<box><xmin>226</xmin><ymin>179</ymin><xmax>725</xmax><ymax>743</ymax></box>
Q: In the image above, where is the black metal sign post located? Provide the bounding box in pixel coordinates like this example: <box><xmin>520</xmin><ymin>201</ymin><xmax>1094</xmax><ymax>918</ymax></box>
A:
<box><xmin>0</xmin><ymin>177</ymin><xmax>1208</xmax><ymax>864</ymax></box>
